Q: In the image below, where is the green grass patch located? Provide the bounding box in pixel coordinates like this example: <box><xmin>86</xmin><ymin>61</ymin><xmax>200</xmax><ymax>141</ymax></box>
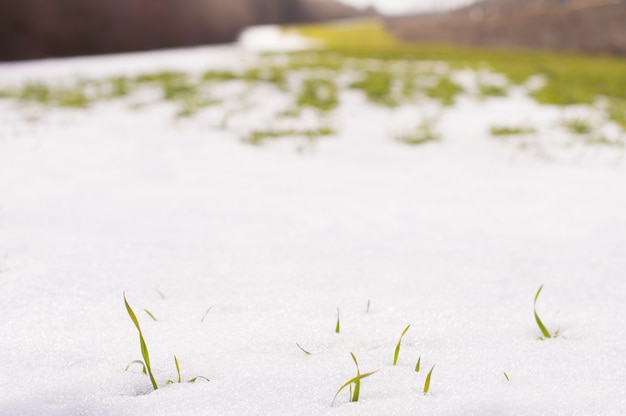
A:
<box><xmin>288</xmin><ymin>19</ymin><xmax>626</xmax><ymax>107</ymax></box>
<box><xmin>350</xmin><ymin>70</ymin><xmax>396</xmax><ymax>106</ymax></box>
<box><xmin>297</xmin><ymin>78</ymin><xmax>338</xmax><ymax>111</ymax></box>
<box><xmin>425</xmin><ymin>76</ymin><xmax>463</xmax><ymax>106</ymax></box>
<box><xmin>490</xmin><ymin>125</ymin><xmax>536</xmax><ymax>136</ymax></box>
<box><xmin>478</xmin><ymin>83</ymin><xmax>508</xmax><ymax>99</ymax></box>
<box><xmin>608</xmin><ymin>98</ymin><xmax>626</xmax><ymax>129</ymax></box>
<box><xmin>242</xmin><ymin>127</ymin><xmax>334</xmax><ymax>145</ymax></box>
<box><xmin>563</xmin><ymin>118</ymin><xmax>593</xmax><ymax>135</ymax></box>
<box><xmin>396</xmin><ymin>118</ymin><xmax>441</xmax><ymax>145</ymax></box>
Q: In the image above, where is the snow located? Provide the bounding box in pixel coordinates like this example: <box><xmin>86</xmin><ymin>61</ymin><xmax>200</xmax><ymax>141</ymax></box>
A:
<box><xmin>1</xmin><ymin>26</ymin><xmax>626</xmax><ymax>416</ymax></box>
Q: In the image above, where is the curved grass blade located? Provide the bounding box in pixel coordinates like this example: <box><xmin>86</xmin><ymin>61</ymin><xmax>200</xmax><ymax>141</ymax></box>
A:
<box><xmin>393</xmin><ymin>325</ymin><xmax>410</xmax><ymax>365</ymax></box>
<box><xmin>189</xmin><ymin>376</ymin><xmax>210</xmax><ymax>383</ymax></box>
<box><xmin>415</xmin><ymin>357</ymin><xmax>421</xmax><ymax>373</ymax></box>
<box><xmin>423</xmin><ymin>365</ymin><xmax>435</xmax><ymax>395</ymax></box>
<box><xmin>125</xmin><ymin>360</ymin><xmax>147</xmax><ymax>374</ymax></box>
<box><xmin>296</xmin><ymin>343</ymin><xmax>312</xmax><ymax>355</ymax></box>
<box><xmin>124</xmin><ymin>293</ymin><xmax>159</xmax><ymax>390</ymax></box>
<box><xmin>335</xmin><ymin>308</ymin><xmax>340</xmax><ymax>334</ymax></box>
<box><xmin>155</xmin><ymin>288</ymin><xmax>165</xmax><ymax>299</ymax></box>
<box><xmin>534</xmin><ymin>285</ymin><xmax>552</xmax><ymax>339</ymax></box>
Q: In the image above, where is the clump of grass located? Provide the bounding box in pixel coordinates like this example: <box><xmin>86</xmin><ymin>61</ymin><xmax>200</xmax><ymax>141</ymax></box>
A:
<box><xmin>108</xmin><ymin>76</ymin><xmax>131</xmax><ymax>98</ymax></box>
<box><xmin>350</xmin><ymin>70</ymin><xmax>396</xmax><ymax>106</ymax></box>
<box><xmin>242</xmin><ymin>127</ymin><xmax>334</xmax><ymax>145</ymax></box>
<box><xmin>297</xmin><ymin>78</ymin><xmax>338</xmax><ymax>112</ymax></box>
<box><xmin>425</xmin><ymin>76</ymin><xmax>463</xmax><ymax>106</ymax></box>
<box><xmin>331</xmin><ymin>353</ymin><xmax>378</xmax><ymax>406</ymax></box>
<box><xmin>296</xmin><ymin>343</ymin><xmax>312</xmax><ymax>355</ymax></box>
<box><xmin>490</xmin><ymin>125</ymin><xmax>536</xmax><ymax>136</ymax></box>
<box><xmin>244</xmin><ymin>67</ymin><xmax>287</xmax><ymax>89</ymax></box>
<box><xmin>396</xmin><ymin>118</ymin><xmax>441</xmax><ymax>145</ymax></box>
<box><xmin>563</xmin><ymin>118</ymin><xmax>592</xmax><ymax>135</ymax></box>
<box><xmin>423</xmin><ymin>365</ymin><xmax>435</xmax><ymax>395</ymax></box>
<box><xmin>124</xmin><ymin>293</ymin><xmax>208</xmax><ymax>390</ymax></box>
<box><xmin>202</xmin><ymin>70</ymin><xmax>238</xmax><ymax>82</ymax></box>
<box><xmin>478</xmin><ymin>83</ymin><xmax>508</xmax><ymax>99</ymax></box>
<box><xmin>534</xmin><ymin>285</ymin><xmax>559</xmax><ymax>340</ymax></box>
<box><xmin>393</xmin><ymin>325</ymin><xmax>410</xmax><ymax>366</ymax></box>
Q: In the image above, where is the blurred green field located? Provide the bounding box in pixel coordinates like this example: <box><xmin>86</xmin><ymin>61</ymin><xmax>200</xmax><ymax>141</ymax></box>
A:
<box><xmin>287</xmin><ymin>20</ymin><xmax>626</xmax><ymax>127</ymax></box>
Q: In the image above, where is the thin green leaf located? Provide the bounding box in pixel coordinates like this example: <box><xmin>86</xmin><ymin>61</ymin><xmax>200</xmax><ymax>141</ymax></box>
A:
<box><xmin>335</xmin><ymin>308</ymin><xmax>340</xmax><ymax>334</ymax></box>
<box><xmin>415</xmin><ymin>357</ymin><xmax>421</xmax><ymax>373</ymax></box>
<box><xmin>534</xmin><ymin>285</ymin><xmax>552</xmax><ymax>338</ymax></box>
<box><xmin>144</xmin><ymin>309</ymin><xmax>158</xmax><ymax>321</ymax></box>
<box><xmin>296</xmin><ymin>343</ymin><xmax>312</xmax><ymax>355</ymax></box>
<box><xmin>423</xmin><ymin>365</ymin><xmax>435</xmax><ymax>395</ymax></box>
<box><xmin>174</xmin><ymin>355</ymin><xmax>181</xmax><ymax>383</ymax></box>
<box><xmin>504</xmin><ymin>372</ymin><xmax>510</xmax><ymax>381</ymax></box>
<box><xmin>124</xmin><ymin>293</ymin><xmax>158</xmax><ymax>390</ymax></box>
<box><xmin>166</xmin><ymin>380</ymin><xmax>174</xmax><ymax>385</ymax></box>
<box><xmin>155</xmin><ymin>288</ymin><xmax>165</xmax><ymax>299</ymax></box>
<box><xmin>393</xmin><ymin>324</ymin><xmax>411</xmax><ymax>366</ymax></box>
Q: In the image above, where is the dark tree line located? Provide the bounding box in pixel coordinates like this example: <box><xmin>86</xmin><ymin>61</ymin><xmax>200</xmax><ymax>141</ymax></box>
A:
<box><xmin>0</xmin><ymin>0</ymin><xmax>362</xmax><ymax>61</ymax></box>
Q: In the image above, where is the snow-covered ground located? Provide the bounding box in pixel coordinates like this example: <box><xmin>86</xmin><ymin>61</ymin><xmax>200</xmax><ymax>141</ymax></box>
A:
<box><xmin>1</xmin><ymin>27</ymin><xmax>626</xmax><ymax>416</ymax></box>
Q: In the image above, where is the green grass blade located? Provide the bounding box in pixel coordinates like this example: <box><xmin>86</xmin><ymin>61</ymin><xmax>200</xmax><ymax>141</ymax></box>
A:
<box><xmin>155</xmin><ymin>288</ymin><xmax>165</xmax><ymax>299</ymax></box>
<box><xmin>174</xmin><ymin>355</ymin><xmax>181</xmax><ymax>383</ymax></box>
<box><xmin>504</xmin><ymin>372</ymin><xmax>510</xmax><ymax>381</ymax></box>
<box><xmin>335</xmin><ymin>308</ymin><xmax>341</xmax><ymax>333</ymax></box>
<box><xmin>393</xmin><ymin>324</ymin><xmax>410</xmax><ymax>366</ymax></box>
<box><xmin>533</xmin><ymin>285</ymin><xmax>552</xmax><ymax>338</ymax></box>
<box><xmin>296</xmin><ymin>343</ymin><xmax>312</xmax><ymax>355</ymax></box>
<box><xmin>144</xmin><ymin>309</ymin><xmax>158</xmax><ymax>321</ymax></box>
<box><xmin>366</xmin><ymin>299</ymin><xmax>371</xmax><ymax>313</ymax></box>
<box><xmin>124</xmin><ymin>293</ymin><xmax>159</xmax><ymax>390</ymax></box>
<box><xmin>423</xmin><ymin>365</ymin><xmax>435</xmax><ymax>395</ymax></box>
<box><xmin>415</xmin><ymin>357</ymin><xmax>421</xmax><ymax>373</ymax></box>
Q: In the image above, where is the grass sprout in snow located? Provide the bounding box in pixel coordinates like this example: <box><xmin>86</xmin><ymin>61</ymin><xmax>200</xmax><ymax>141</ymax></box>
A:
<box><xmin>144</xmin><ymin>309</ymin><xmax>158</xmax><ymax>321</ymax></box>
<box><xmin>534</xmin><ymin>285</ymin><xmax>559</xmax><ymax>340</ymax></box>
<box><xmin>396</xmin><ymin>118</ymin><xmax>441</xmax><ymax>145</ymax></box>
<box><xmin>415</xmin><ymin>357</ymin><xmax>421</xmax><ymax>373</ymax></box>
<box><xmin>124</xmin><ymin>293</ymin><xmax>159</xmax><ymax>390</ymax></box>
<box><xmin>296</xmin><ymin>343</ymin><xmax>312</xmax><ymax>355</ymax></box>
<box><xmin>331</xmin><ymin>353</ymin><xmax>378</xmax><ymax>406</ymax></box>
<box><xmin>335</xmin><ymin>308</ymin><xmax>341</xmax><ymax>334</ymax></box>
<box><xmin>124</xmin><ymin>293</ymin><xmax>208</xmax><ymax>390</ymax></box>
<box><xmin>393</xmin><ymin>325</ymin><xmax>410</xmax><ymax>365</ymax></box>
<box><xmin>490</xmin><ymin>125</ymin><xmax>536</xmax><ymax>137</ymax></box>
<box><xmin>423</xmin><ymin>365</ymin><xmax>435</xmax><ymax>395</ymax></box>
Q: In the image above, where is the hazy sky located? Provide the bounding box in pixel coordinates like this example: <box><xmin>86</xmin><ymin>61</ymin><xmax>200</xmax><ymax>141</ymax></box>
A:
<box><xmin>337</xmin><ymin>0</ymin><xmax>475</xmax><ymax>14</ymax></box>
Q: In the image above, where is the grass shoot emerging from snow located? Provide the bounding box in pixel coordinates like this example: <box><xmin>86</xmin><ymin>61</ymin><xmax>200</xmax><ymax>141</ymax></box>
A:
<box><xmin>396</xmin><ymin>118</ymin><xmax>441</xmax><ymax>146</ymax></box>
<box><xmin>534</xmin><ymin>285</ymin><xmax>559</xmax><ymax>340</ymax></box>
<box><xmin>331</xmin><ymin>353</ymin><xmax>378</xmax><ymax>406</ymax></box>
<box><xmin>124</xmin><ymin>293</ymin><xmax>159</xmax><ymax>390</ymax></box>
<box><xmin>423</xmin><ymin>365</ymin><xmax>435</xmax><ymax>395</ymax></box>
<box><xmin>415</xmin><ymin>357</ymin><xmax>421</xmax><ymax>373</ymax></box>
<box><xmin>296</xmin><ymin>343</ymin><xmax>312</xmax><ymax>355</ymax></box>
<box><xmin>393</xmin><ymin>325</ymin><xmax>410</xmax><ymax>366</ymax></box>
<box><xmin>124</xmin><ymin>293</ymin><xmax>208</xmax><ymax>390</ymax></box>
<box><xmin>335</xmin><ymin>308</ymin><xmax>341</xmax><ymax>334</ymax></box>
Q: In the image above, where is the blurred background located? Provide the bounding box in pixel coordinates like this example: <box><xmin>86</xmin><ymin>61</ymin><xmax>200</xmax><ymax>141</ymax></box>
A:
<box><xmin>2</xmin><ymin>0</ymin><xmax>625</xmax><ymax>62</ymax></box>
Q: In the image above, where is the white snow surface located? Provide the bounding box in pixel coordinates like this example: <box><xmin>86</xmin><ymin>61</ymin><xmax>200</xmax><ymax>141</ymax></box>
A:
<box><xmin>1</xmin><ymin>26</ymin><xmax>626</xmax><ymax>416</ymax></box>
